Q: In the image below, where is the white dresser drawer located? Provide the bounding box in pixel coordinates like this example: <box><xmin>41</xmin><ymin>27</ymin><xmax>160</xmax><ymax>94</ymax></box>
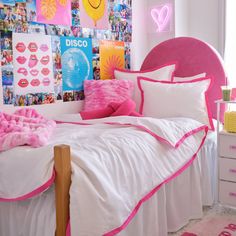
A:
<box><xmin>219</xmin><ymin>133</ymin><xmax>236</xmax><ymax>159</ymax></box>
<box><xmin>219</xmin><ymin>158</ymin><xmax>236</xmax><ymax>182</ymax></box>
<box><xmin>219</xmin><ymin>181</ymin><xmax>236</xmax><ymax>207</ymax></box>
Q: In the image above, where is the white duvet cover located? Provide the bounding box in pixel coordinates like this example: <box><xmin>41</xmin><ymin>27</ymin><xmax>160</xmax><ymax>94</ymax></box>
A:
<box><xmin>0</xmin><ymin>116</ymin><xmax>208</xmax><ymax>236</ymax></box>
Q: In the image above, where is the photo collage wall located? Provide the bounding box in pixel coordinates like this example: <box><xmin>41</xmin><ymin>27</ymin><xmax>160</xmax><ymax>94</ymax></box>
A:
<box><xmin>0</xmin><ymin>0</ymin><xmax>132</xmax><ymax>105</ymax></box>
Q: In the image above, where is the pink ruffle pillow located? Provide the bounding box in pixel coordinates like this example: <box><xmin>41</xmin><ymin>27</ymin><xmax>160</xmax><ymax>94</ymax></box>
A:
<box><xmin>83</xmin><ymin>79</ymin><xmax>134</xmax><ymax>111</ymax></box>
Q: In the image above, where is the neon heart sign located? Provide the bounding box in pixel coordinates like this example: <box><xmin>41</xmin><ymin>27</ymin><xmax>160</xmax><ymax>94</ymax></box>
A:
<box><xmin>151</xmin><ymin>5</ymin><xmax>171</xmax><ymax>32</ymax></box>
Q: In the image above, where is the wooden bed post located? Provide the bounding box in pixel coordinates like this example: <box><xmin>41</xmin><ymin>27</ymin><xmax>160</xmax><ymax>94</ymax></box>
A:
<box><xmin>54</xmin><ymin>145</ymin><xmax>71</xmax><ymax>236</ymax></box>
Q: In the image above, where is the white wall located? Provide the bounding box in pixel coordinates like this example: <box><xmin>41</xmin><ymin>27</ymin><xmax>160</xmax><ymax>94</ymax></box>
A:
<box><xmin>175</xmin><ymin>0</ymin><xmax>222</xmax><ymax>55</ymax></box>
<box><xmin>130</xmin><ymin>0</ymin><xmax>148</xmax><ymax>70</ymax></box>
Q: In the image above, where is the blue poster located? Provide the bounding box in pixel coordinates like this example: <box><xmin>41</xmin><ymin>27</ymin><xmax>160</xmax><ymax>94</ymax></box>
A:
<box><xmin>60</xmin><ymin>37</ymin><xmax>93</xmax><ymax>91</ymax></box>
<box><xmin>2</xmin><ymin>0</ymin><xmax>15</xmax><ymax>6</ymax></box>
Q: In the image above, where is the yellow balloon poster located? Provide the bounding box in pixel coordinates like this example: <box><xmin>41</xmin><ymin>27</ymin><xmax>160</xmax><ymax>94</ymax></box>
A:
<box><xmin>100</xmin><ymin>40</ymin><xmax>125</xmax><ymax>80</ymax></box>
<box><xmin>79</xmin><ymin>0</ymin><xmax>109</xmax><ymax>29</ymax></box>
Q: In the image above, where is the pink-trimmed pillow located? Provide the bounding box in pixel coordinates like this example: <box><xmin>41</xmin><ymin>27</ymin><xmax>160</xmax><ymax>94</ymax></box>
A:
<box><xmin>173</xmin><ymin>73</ymin><xmax>206</xmax><ymax>82</ymax></box>
<box><xmin>137</xmin><ymin>76</ymin><xmax>214</xmax><ymax>130</ymax></box>
<box><xmin>114</xmin><ymin>63</ymin><xmax>177</xmax><ymax>110</ymax></box>
<box><xmin>83</xmin><ymin>79</ymin><xmax>134</xmax><ymax>111</ymax></box>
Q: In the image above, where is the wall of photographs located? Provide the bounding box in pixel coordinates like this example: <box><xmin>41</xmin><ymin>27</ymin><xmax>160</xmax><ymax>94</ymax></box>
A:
<box><xmin>0</xmin><ymin>0</ymin><xmax>132</xmax><ymax>106</ymax></box>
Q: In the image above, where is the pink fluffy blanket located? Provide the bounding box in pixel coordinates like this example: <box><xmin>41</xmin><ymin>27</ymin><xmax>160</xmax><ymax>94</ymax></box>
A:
<box><xmin>0</xmin><ymin>108</ymin><xmax>56</xmax><ymax>152</ymax></box>
<box><xmin>80</xmin><ymin>99</ymin><xmax>142</xmax><ymax>120</ymax></box>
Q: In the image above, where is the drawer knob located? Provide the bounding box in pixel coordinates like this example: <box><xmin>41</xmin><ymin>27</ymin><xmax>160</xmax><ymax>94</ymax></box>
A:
<box><xmin>229</xmin><ymin>192</ymin><xmax>236</xmax><ymax>197</ymax></box>
<box><xmin>229</xmin><ymin>145</ymin><xmax>236</xmax><ymax>150</ymax></box>
<box><xmin>229</xmin><ymin>169</ymin><xmax>236</xmax><ymax>173</ymax></box>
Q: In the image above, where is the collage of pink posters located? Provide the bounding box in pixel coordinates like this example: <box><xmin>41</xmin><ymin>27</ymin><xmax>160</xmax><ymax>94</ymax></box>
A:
<box><xmin>79</xmin><ymin>0</ymin><xmax>109</xmax><ymax>29</ymax></box>
<box><xmin>13</xmin><ymin>33</ymin><xmax>54</xmax><ymax>95</ymax></box>
<box><xmin>36</xmin><ymin>0</ymin><xmax>72</xmax><ymax>26</ymax></box>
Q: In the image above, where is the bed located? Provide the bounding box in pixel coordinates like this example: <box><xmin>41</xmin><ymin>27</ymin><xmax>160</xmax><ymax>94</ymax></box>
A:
<box><xmin>0</xmin><ymin>37</ymin><xmax>226</xmax><ymax>236</ymax></box>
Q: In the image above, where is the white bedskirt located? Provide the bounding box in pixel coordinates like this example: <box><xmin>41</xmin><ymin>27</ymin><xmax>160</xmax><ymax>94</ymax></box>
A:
<box><xmin>0</xmin><ymin>133</ymin><xmax>217</xmax><ymax>236</ymax></box>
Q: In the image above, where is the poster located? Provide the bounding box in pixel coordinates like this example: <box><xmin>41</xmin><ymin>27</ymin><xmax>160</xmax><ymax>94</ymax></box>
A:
<box><xmin>2</xmin><ymin>0</ymin><xmax>15</xmax><ymax>6</ymax></box>
<box><xmin>1</xmin><ymin>30</ymin><xmax>14</xmax><ymax>104</ymax></box>
<box><xmin>100</xmin><ymin>40</ymin><xmax>124</xmax><ymax>80</ymax></box>
<box><xmin>36</xmin><ymin>0</ymin><xmax>72</xmax><ymax>26</ymax></box>
<box><xmin>109</xmin><ymin>0</ymin><xmax>132</xmax><ymax>42</ymax></box>
<box><xmin>71</xmin><ymin>0</ymin><xmax>79</xmax><ymax>26</ymax></box>
<box><xmin>52</xmin><ymin>35</ymin><xmax>62</xmax><ymax>100</ymax></box>
<box><xmin>60</xmin><ymin>36</ymin><xmax>93</xmax><ymax>91</ymax></box>
<box><xmin>26</xmin><ymin>0</ymin><xmax>36</xmax><ymax>22</ymax></box>
<box><xmin>13</xmin><ymin>33</ymin><xmax>54</xmax><ymax>95</ymax></box>
<box><xmin>79</xmin><ymin>0</ymin><xmax>108</xmax><ymax>29</ymax></box>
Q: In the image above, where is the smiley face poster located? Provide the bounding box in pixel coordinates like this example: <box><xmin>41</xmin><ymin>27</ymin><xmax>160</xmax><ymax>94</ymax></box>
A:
<box><xmin>79</xmin><ymin>0</ymin><xmax>109</xmax><ymax>29</ymax></box>
<box><xmin>13</xmin><ymin>33</ymin><xmax>54</xmax><ymax>95</ymax></box>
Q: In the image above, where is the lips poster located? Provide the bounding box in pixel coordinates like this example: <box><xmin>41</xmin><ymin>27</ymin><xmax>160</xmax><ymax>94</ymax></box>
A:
<box><xmin>60</xmin><ymin>36</ymin><xmax>93</xmax><ymax>92</ymax></box>
<box><xmin>79</xmin><ymin>0</ymin><xmax>109</xmax><ymax>29</ymax></box>
<box><xmin>13</xmin><ymin>33</ymin><xmax>54</xmax><ymax>96</ymax></box>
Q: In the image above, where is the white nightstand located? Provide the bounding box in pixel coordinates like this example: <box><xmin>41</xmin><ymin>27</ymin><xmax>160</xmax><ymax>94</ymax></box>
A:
<box><xmin>216</xmin><ymin>100</ymin><xmax>236</xmax><ymax>207</ymax></box>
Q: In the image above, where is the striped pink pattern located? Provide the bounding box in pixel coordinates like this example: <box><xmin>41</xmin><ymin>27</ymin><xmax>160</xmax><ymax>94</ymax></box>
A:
<box><xmin>83</xmin><ymin>80</ymin><xmax>134</xmax><ymax>111</ymax></box>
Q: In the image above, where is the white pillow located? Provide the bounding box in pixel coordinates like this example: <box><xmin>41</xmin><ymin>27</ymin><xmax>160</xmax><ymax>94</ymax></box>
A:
<box><xmin>138</xmin><ymin>76</ymin><xmax>214</xmax><ymax>130</ymax></box>
<box><xmin>173</xmin><ymin>73</ymin><xmax>206</xmax><ymax>82</ymax></box>
<box><xmin>114</xmin><ymin>63</ymin><xmax>176</xmax><ymax>110</ymax></box>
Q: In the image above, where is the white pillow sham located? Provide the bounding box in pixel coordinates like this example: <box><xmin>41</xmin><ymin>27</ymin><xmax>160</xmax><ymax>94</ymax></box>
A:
<box><xmin>138</xmin><ymin>76</ymin><xmax>214</xmax><ymax>130</ymax></box>
<box><xmin>114</xmin><ymin>63</ymin><xmax>177</xmax><ymax>110</ymax></box>
<box><xmin>173</xmin><ymin>73</ymin><xmax>206</xmax><ymax>82</ymax></box>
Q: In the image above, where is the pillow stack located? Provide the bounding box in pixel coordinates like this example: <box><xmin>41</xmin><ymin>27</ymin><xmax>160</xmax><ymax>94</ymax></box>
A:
<box><xmin>82</xmin><ymin>62</ymin><xmax>214</xmax><ymax>130</ymax></box>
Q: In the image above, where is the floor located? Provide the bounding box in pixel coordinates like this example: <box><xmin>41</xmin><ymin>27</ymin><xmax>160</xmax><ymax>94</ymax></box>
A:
<box><xmin>168</xmin><ymin>204</ymin><xmax>236</xmax><ymax>236</ymax></box>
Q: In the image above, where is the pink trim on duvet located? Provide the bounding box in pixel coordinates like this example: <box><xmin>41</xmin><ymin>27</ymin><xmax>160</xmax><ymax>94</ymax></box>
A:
<box><xmin>55</xmin><ymin>120</ymin><xmax>91</xmax><ymax>125</ymax></box>
<box><xmin>56</xmin><ymin>120</ymin><xmax>208</xmax><ymax>149</ymax></box>
<box><xmin>0</xmin><ymin>170</ymin><xmax>55</xmax><ymax>202</ymax></box>
<box><xmin>105</xmin><ymin>122</ymin><xmax>208</xmax><ymax>148</ymax></box>
<box><xmin>137</xmin><ymin>76</ymin><xmax>215</xmax><ymax>131</ymax></box>
<box><xmin>103</xmin><ymin>126</ymin><xmax>208</xmax><ymax>236</ymax></box>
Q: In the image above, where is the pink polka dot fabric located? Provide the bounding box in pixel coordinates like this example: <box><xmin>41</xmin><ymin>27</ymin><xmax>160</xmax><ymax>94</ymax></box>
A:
<box><xmin>83</xmin><ymin>80</ymin><xmax>135</xmax><ymax>111</ymax></box>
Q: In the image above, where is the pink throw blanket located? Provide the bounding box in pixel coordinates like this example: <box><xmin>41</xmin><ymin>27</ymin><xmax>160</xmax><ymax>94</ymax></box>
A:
<box><xmin>0</xmin><ymin>108</ymin><xmax>56</xmax><ymax>151</ymax></box>
<box><xmin>80</xmin><ymin>99</ymin><xmax>142</xmax><ymax>120</ymax></box>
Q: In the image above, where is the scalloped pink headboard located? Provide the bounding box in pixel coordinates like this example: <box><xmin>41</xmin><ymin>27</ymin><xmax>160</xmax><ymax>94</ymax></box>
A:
<box><xmin>141</xmin><ymin>37</ymin><xmax>227</xmax><ymax>121</ymax></box>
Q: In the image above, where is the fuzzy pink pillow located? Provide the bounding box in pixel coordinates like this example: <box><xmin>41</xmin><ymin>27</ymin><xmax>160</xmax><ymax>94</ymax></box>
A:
<box><xmin>83</xmin><ymin>80</ymin><xmax>134</xmax><ymax>111</ymax></box>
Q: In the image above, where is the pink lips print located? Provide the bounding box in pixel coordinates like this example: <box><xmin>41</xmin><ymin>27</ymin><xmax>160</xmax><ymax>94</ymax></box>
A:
<box><xmin>18</xmin><ymin>79</ymin><xmax>29</xmax><ymax>88</ymax></box>
<box><xmin>28</xmin><ymin>42</ymin><xmax>38</xmax><ymax>52</ymax></box>
<box><xmin>42</xmin><ymin>77</ymin><xmax>50</xmax><ymax>86</ymax></box>
<box><xmin>30</xmin><ymin>69</ymin><xmax>39</xmax><ymax>76</ymax></box>
<box><xmin>16</xmin><ymin>56</ymin><xmax>27</xmax><ymax>64</ymax></box>
<box><xmin>40</xmin><ymin>55</ymin><xmax>50</xmax><ymax>65</ymax></box>
<box><xmin>17</xmin><ymin>68</ymin><xmax>28</xmax><ymax>76</ymax></box>
<box><xmin>28</xmin><ymin>55</ymin><xmax>38</xmax><ymax>68</ymax></box>
<box><xmin>40</xmin><ymin>44</ymin><xmax>49</xmax><ymax>52</ymax></box>
<box><xmin>15</xmin><ymin>42</ymin><xmax>26</xmax><ymax>53</ymax></box>
<box><xmin>30</xmin><ymin>79</ymin><xmax>40</xmax><ymax>87</ymax></box>
<box><xmin>41</xmin><ymin>68</ymin><xmax>50</xmax><ymax>76</ymax></box>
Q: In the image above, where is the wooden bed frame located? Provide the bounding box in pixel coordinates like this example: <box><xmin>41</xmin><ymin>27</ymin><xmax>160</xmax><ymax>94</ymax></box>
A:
<box><xmin>54</xmin><ymin>145</ymin><xmax>71</xmax><ymax>236</ymax></box>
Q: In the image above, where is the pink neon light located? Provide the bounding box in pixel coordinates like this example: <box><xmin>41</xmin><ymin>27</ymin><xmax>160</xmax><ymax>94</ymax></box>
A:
<box><xmin>151</xmin><ymin>5</ymin><xmax>171</xmax><ymax>32</ymax></box>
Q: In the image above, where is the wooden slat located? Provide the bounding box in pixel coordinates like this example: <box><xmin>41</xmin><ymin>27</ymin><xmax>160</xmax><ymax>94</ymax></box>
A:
<box><xmin>54</xmin><ymin>145</ymin><xmax>71</xmax><ymax>236</ymax></box>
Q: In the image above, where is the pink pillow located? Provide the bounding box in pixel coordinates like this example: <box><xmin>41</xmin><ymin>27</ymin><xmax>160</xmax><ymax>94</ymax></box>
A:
<box><xmin>83</xmin><ymin>79</ymin><xmax>134</xmax><ymax>111</ymax></box>
<box><xmin>80</xmin><ymin>99</ymin><xmax>142</xmax><ymax>120</ymax></box>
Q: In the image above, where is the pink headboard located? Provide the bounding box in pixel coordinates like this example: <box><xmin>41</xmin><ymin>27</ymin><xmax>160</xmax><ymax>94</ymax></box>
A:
<box><xmin>141</xmin><ymin>37</ymin><xmax>227</xmax><ymax>121</ymax></box>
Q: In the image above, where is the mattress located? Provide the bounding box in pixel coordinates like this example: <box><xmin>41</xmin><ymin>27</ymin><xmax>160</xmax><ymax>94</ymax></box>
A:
<box><xmin>0</xmin><ymin>118</ymin><xmax>217</xmax><ymax>236</ymax></box>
